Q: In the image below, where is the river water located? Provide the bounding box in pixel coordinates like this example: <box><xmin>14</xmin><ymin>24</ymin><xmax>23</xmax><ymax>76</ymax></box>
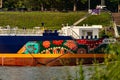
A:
<box><xmin>0</xmin><ymin>65</ymin><xmax>99</xmax><ymax>80</ymax></box>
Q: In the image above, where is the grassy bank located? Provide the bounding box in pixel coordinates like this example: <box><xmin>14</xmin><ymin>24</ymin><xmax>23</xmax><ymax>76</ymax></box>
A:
<box><xmin>0</xmin><ymin>11</ymin><xmax>111</xmax><ymax>29</ymax></box>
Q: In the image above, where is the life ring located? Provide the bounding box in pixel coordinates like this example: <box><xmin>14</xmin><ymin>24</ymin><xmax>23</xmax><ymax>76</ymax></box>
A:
<box><xmin>77</xmin><ymin>48</ymin><xmax>86</xmax><ymax>54</ymax></box>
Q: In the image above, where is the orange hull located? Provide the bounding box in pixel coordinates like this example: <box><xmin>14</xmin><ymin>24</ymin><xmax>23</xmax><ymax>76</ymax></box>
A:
<box><xmin>0</xmin><ymin>54</ymin><xmax>107</xmax><ymax>66</ymax></box>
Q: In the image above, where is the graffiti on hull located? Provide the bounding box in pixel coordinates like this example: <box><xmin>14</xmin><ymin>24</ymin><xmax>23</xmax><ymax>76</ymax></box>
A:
<box><xmin>24</xmin><ymin>41</ymin><xmax>40</xmax><ymax>54</ymax></box>
<box><xmin>19</xmin><ymin>39</ymin><xmax>108</xmax><ymax>54</ymax></box>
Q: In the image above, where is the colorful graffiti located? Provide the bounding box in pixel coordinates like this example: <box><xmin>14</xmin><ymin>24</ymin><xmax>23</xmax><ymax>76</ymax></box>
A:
<box><xmin>41</xmin><ymin>40</ymin><xmax>78</xmax><ymax>54</ymax></box>
<box><xmin>18</xmin><ymin>38</ymin><xmax>107</xmax><ymax>54</ymax></box>
<box><xmin>24</xmin><ymin>41</ymin><xmax>39</xmax><ymax>54</ymax></box>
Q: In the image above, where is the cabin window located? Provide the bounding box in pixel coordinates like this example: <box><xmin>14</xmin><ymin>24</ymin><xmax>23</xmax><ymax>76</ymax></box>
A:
<box><xmin>87</xmin><ymin>32</ymin><xmax>92</xmax><ymax>36</ymax></box>
<box><xmin>82</xmin><ymin>30</ymin><xmax>93</xmax><ymax>37</ymax></box>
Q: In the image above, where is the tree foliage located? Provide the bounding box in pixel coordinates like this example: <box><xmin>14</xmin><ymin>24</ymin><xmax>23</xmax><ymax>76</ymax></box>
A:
<box><xmin>109</xmin><ymin>0</ymin><xmax>120</xmax><ymax>3</ymax></box>
<box><xmin>1</xmin><ymin>0</ymin><xmax>119</xmax><ymax>12</ymax></box>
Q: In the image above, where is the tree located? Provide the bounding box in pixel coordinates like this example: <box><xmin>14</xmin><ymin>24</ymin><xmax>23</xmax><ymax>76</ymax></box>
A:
<box><xmin>33</xmin><ymin>0</ymin><xmax>50</xmax><ymax>11</ymax></box>
<box><xmin>0</xmin><ymin>0</ymin><xmax>2</xmax><ymax>8</ymax></box>
<box><xmin>2</xmin><ymin>0</ymin><xmax>90</xmax><ymax>11</ymax></box>
<box><xmin>109</xmin><ymin>0</ymin><xmax>120</xmax><ymax>12</ymax></box>
<box><xmin>15</xmin><ymin>0</ymin><xmax>24</xmax><ymax>8</ymax></box>
<box><xmin>73</xmin><ymin>0</ymin><xmax>77</xmax><ymax>11</ymax></box>
<box><xmin>3</xmin><ymin>0</ymin><xmax>16</xmax><ymax>9</ymax></box>
<box><xmin>72</xmin><ymin>0</ymin><xmax>87</xmax><ymax>11</ymax></box>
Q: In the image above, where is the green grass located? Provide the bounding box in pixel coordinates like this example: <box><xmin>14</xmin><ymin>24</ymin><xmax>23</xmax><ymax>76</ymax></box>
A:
<box><xmin>0</xmin><ymin>11</ymin><xmax>111</xmax><ymax>30</ymax></box>
<box><xmin>79</xmin><ymin>12</ymin><xmax>111</xmax><ymax>26</ymax></box>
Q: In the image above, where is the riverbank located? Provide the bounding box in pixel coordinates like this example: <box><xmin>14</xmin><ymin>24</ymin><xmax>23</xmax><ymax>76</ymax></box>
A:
<box><xmin>0</xmin><ymin>11</ymin><xmax>110</xmax><ymax>29</ymax></box>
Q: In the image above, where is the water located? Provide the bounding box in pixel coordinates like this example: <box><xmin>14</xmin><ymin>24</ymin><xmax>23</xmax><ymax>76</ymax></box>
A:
<box><xmin>0</xmin><ymin>65</ymin><xmax>97</xmax><ymax>80</ymax></box>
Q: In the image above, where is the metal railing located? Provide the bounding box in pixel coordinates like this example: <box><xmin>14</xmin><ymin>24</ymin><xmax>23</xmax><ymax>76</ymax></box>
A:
<box><xmin>0</xmin><ymin>28</ymin><xmax>44</xmax><ymax>36</ymax></box>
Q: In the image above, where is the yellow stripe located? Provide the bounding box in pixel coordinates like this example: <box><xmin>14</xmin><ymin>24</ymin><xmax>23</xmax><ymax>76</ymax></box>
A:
<box><xmin>0</xmin><ymin>54</ymin><xmax>107</xmax><ymax>58</ymax></box>
<box><xmin>17</xmin><ymin>45</ymin><xmax>26</xmax><ymax>54</ymax></box>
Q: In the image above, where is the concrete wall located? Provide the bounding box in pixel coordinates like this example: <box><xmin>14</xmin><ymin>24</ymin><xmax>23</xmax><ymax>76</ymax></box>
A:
<box><xmin>0</xmin><ymin>66</ymin><xmax>95</xmax><ymax>80</ymax></box>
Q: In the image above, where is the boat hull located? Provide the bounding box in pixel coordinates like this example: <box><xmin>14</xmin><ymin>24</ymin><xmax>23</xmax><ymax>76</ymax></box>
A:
<box><xmin>0</xmin><ymin>36</ymin><xmax>73</xmax><ymax>53</ymax></box>
<box><xmin>0</xmin><ymin>54</ymin><xmax>106</xmax><ymax>66</ymax></box>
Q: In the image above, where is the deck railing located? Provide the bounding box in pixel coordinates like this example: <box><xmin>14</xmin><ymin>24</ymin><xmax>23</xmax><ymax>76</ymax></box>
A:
<box><xmin>0</xmin><ymin>28</ymin><xmax>44</xmax><ymax>36</ymax></box>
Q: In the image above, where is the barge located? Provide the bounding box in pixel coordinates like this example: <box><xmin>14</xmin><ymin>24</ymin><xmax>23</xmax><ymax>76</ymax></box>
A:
<box><xmin>0</xmin><ymin>25</ymin><xmax>114</xmax><ymax>66</ymax></box>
